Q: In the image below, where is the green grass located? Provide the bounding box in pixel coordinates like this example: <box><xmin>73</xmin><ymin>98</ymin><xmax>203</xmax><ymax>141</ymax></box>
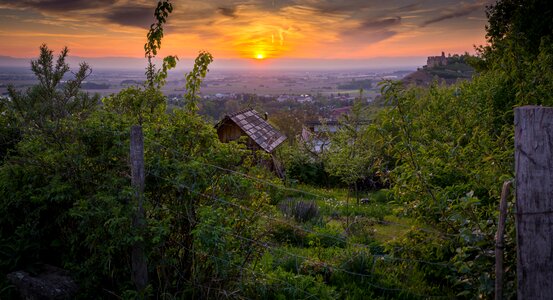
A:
<box><xmin>293</xmin><ymin>184</ymin><xmax>349</xmax><ymax>199</ymax></box>
<box><xmin>273</xmin><ymin>184</ymin><xmax>436</xmax><ymax>250</ymax></box>
<box><xmin>267</xmin><ymin>185</ymin><xmax>450</xmax><ymax>298</ymax></box>
<box><xmin>371</xmin><ymin>215</ymin><xmax>417</xmax><ymax>243</ymax></box>
<box><xmin>277</xmin><ymin>184</ymin><xmax>404</xmax><ymax>245</ymax></box>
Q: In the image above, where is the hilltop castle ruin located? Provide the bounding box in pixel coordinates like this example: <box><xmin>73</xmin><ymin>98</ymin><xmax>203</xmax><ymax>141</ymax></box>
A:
<box><xmin>426</xmin><ymin>52</ymin><xmax>448</xmax><ymax>68</ymax></box>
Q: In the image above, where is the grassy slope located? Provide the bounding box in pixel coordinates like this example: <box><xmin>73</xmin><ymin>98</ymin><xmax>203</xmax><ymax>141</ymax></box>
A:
<box><xmin>260</xmin><ymin>184</ymin><xmax>450</xmax><ymax>298</ymax></box>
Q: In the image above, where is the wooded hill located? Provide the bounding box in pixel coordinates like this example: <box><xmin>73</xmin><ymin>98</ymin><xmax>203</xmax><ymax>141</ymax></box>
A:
<box><xmin>403</xmin><ymin>54</ymin><xmax>475</xmax><ymax>86</ymax></box>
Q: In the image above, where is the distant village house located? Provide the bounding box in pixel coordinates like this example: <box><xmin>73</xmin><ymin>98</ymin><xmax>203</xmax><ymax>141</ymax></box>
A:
<box><xmin>301</xmin><ymin>106</ymin><xmax>370</xmax><ymax>153</ymax></box>
<box><xmin>276</xmin><ymin>94</ymin><xmax>313</xmax><ymax>103</ymax></box>
<box><xmin>301</xmin><ymin>120</ymin><xmax>340</xmax><ymax>153</ymax></box>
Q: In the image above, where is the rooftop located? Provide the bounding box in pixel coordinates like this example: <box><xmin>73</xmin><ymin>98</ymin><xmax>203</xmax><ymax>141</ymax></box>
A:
<box><xmin>219</xmin><ymin>108</ymin><xmax>287</xmax><ymax>153</ymax></box>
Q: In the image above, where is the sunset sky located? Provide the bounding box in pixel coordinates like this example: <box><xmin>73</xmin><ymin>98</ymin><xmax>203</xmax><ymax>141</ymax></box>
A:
<box><xmin>0</xmin><ymin>0</ymin><xmax>494</xmax><ymax>66</ymax></box>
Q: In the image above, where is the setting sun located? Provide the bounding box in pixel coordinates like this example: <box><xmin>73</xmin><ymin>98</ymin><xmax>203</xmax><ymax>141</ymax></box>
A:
<box><xmin>255</xmin><ymin>53</ymin><xmax>265</xmax><ymax>60</ymax></box>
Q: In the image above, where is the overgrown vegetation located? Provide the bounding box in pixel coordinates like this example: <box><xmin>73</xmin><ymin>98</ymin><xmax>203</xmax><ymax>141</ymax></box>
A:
<box><xmin>0</xmin><ymin>0</ymin><xmax>552</xmax><ymax>298</ymax></box>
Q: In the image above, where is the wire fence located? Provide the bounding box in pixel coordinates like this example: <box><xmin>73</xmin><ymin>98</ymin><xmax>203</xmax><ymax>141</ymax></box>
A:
<box><xmin>146</xmin><ymin>167</ymin><xmax>456</xmax><ymax>267</ymax></box>
<box><xmin>142</xmin><ymin>134</ymin><xmax>464</xmax><ymax>239</ymax></box>
<box><xmin>18</xmin><ymin>125</ymin><xmax>473</xmax><ymax>297</ymax></box>
<box><xmin>145</xmin><ymin>168</ymin><xmax>454</xmax><ymax>299</ymax></box>
<box><xmin>67</xmin><ymin>125</ymin><xmax>470</xmax><ymax>247</ymax></box>
<box><xmin>177</xmin><ymin>240</ymin><xmax>321</xmax><ymax>300</ymax></box>
<box><xmin>27</xmin><ymin>124</ymin><xmax>469</xmax><ymax>248</ymax></box>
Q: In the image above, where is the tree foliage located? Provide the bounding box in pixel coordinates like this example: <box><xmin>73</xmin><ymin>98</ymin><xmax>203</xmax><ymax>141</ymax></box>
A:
<box><xmin>359</xmin><ymin>0</ymin><xmax>553</xmax><ymax>297</ymax></box>
<box><xmin>485</xmin><ymin>0</ymin><xmax>553</xmax><ymax>57</ymax></box>
<box><xmin>145</xmin><ymin>0</ymin><xmax>177</xmax><ymax>89</ymax></box>
<box><xmin>1</xmin><ymin>0</ymin><xmax>552</xmax><ymax>298</ymax></box>
<box><xmin>0</xmin><ymin>1</ymin><xmax>263</xmax><ymax>298</ymax></box>
<box><xmin>184</xmin><ymin>51</ymin><xmax>214</xmax><ymax>113</ymax></box>
<box><xmin>4</xmin><ymin>44</ymin><xmax>97</xmax><ymax>131</ymax></box>
<box><xmin>324</xmin><ymin>98</ymin><xmax>373</xmax><ymax>187</ymax></box>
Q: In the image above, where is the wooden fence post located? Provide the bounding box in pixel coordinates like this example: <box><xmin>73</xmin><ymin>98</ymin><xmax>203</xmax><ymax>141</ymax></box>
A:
<box><xmin>495</xmin><ymin>180</ymin><xmax>512</xmax><ymax>300</ymax></box>
<box><xmin>130</xmin><ymin>125</ymin><xmax>148</xmax><ymax>293</ymax></box>
<box><xmin>514</xmin><ymin>106</ymin><xmax>553</xmax><ymax>299</ymax></box>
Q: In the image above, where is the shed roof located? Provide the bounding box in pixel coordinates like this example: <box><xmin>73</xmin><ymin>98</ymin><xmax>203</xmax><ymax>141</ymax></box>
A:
<box><xmin>217</xmin><ymin>108</ymin><xmax>286</xmax><ymax>153</ymax></box>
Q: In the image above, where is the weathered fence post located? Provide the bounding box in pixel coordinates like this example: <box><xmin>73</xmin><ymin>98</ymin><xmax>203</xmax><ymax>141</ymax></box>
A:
<box><xmin>495</xmin><ymin>180</ymin><xmax>512</xmax><ymax>300</ymax></box>
<box><xmin>130</xmin><ymin>125</ymin><xmax>148</xmax><ymax>294</ymax></box>
<box><xmin>515</xmin><ymin>106</ymin><xmax>553</xmax><ymax>299</ymax></box>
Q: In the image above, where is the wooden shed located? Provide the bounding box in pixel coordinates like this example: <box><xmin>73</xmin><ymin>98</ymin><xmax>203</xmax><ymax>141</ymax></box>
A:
<box><xmin>215</xmin><ymin>108</ymin><xmax>286</xmax><ymax>153</ymax></box>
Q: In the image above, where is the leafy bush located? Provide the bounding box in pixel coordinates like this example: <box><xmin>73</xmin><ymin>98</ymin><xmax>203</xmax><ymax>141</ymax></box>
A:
<box><xmin>269</xmin><ymin>219</ymin><xmax>309</xmax><ymax>246</ymax></box>
<box><xmin>306</xmin><ymin>224</ymin><xmax>346</xmax><ymax>248</ymax></box>
<box><xmin>243</xmin><ymin>267</ymin><xmax>337</xmax><ymax>299</ymax></box>
<box><xmin>371</xmin><ymin>189</ymin><xmax>390</xmax><ymax>203</ymax></box>
<box><xmin>271</xmin><ymin>250</ymin><xmax>306</xmax><ymax>274</ymax></box>
<box><xmin>337</xmin><ymin>248</ymin><xmax>374</xmax><ymax>276</ymax></box>
<box><xmin>278</xmin><ymin>143</ymin><xmax>331</xmax><ymax>186</ymax></box>
<box><xmin>332</xmin><ymin>247</ymin><xmax>448</xmax><ymax>299</ymax></box>
<box><xmin>346</xmin><ymin>217</ymin><xmax>379</xmax><ymax>245</ymax></box>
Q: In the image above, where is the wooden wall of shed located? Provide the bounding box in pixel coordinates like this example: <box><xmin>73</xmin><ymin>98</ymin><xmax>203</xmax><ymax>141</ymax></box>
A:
<box><xmin>217</xmin><ymin>120</ymin><xmax>262</xmax><ymax>152</ymax></box>
<box><xmin>217</xmin><ymin>121</ymin><xmax>243</xmax><ymax>143</ymax></box>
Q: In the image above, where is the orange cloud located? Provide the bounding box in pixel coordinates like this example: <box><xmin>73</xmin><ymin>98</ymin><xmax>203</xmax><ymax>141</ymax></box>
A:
<box><xmin>0</xmin><ymin>0</ymin><xmax>491</xmax><ymax>60</ymax></box>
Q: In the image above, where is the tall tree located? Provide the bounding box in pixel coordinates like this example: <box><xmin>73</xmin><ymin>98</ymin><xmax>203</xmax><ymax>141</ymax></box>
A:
<box><xmin>4</xmin><ymin>44</ymin><xmax>97</xmax><ymax>131</ymax></box>
<box><xmin>485</xmin><ymin>0</ymin><xmax>553</xmax><ymax>57</ymax></box>
<box><xmin>325</xmin><ymin>93</ymin><xmax>373</xmax><ymax>203</ymax></box>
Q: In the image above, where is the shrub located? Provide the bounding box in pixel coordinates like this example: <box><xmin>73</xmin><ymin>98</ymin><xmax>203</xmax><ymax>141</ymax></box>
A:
<box><xmin>371</xmin><ymin>190</ymin><xmax>390</xmax><ymax>203</ymax></box>
<box><xmin>277</xmin><ymin>144</ymin><xmax>331</xmax><ymax>186</ymax></box>
<box><xmin>337</xmin><ymin>248</ymin><xmax>374</xmax><ymax>276</ymax></box>
<box><xmin>243</xmin><ymin>267</ymin><xmax>337</xmax><ymax>299</ymax></box>
<box><xmin>346</xmin><ymin>217</ymin><xmax>380</xmax><ymax>246</ymax></box>
<box><xmin>299</xmin><ymin>260</ymin><xmax>333</xmax><ymax>283</ymax></box>
<box><xmin>269</xmin><ymin>219</ymin><xmax>309</xmax><ymax>247</ymax></box>
<box><xmin>278</xmin><ymin>198</ymin><xmax>320</xmax><ymax>223</ymax></box>
<box><xmin>333</xmin><ymin>248</ymin><xmax>438</xmax><ymax>299</ymax></box>
<box><xmin>272</xmin><ymin>251</ymin><xmax>306</xmax><ymax>274</ymax></box>
<box><xmin>306</xmin><ymin>225</ymin><xmax>346</xmax><ymax>248</ymax></box>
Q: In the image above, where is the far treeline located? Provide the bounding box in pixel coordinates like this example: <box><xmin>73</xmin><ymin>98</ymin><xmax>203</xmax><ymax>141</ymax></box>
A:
<box><xmin>1</xmin><ymin>0</ymin><xmax>552</xmax><ymax>299</ymax></box>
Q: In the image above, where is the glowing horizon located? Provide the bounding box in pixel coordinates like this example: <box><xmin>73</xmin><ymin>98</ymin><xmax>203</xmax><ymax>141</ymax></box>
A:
<box><xmin>0</xmin><ymin>0</ymin><xmax>493</xmax><ymax>61</ymax></box>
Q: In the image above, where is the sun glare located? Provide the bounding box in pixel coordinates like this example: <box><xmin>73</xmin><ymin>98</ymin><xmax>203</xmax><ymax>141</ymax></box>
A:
<box><xmin>255</xmin><ymin>53</ymin><xmax>265</xmax><ymax>60</ymax></box>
